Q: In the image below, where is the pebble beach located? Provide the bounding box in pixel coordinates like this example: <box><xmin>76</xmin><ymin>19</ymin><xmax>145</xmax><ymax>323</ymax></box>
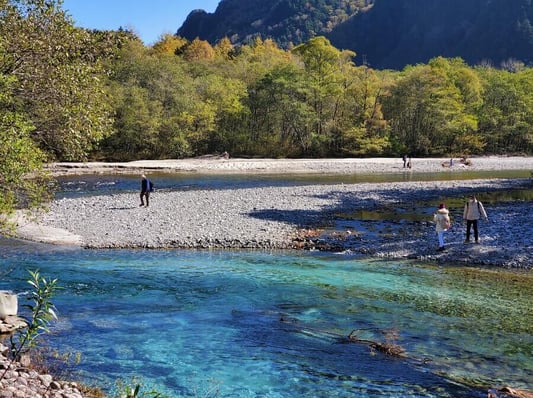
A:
<box><xmin>16</xmin><ymin>156</ymin><xmax>533</xmax><ymax>269</ymax></box>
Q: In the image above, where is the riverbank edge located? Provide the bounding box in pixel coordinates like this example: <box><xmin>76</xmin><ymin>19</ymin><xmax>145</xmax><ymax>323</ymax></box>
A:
<box><xmin>12</xmin><ymin>157</ymin><xmax>533</xmax><ymax>269</ymax></box>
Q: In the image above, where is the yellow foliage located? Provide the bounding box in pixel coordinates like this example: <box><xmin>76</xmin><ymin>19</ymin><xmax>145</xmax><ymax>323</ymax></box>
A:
<box><xmin>151</xmin><ymin>34</ymin><xmax>188</xmax><ymax>55</ymax></box>
<box><xmin>183</xmin><ymin>38</ymin><xmax>215</xmax><ymax>61</ymax></box>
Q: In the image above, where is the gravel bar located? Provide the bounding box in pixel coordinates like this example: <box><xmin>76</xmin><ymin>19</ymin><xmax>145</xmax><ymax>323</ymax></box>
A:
<box><xmin>17</xmin><ymin>176</ymin><xmax>533</xmax><ymax>269</ymax></box>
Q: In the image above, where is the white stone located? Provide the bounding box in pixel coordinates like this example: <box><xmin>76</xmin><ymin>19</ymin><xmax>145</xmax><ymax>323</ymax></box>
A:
<box><xmin>0</xmin><ymin>292</ymin><xmax>17</xmax><ymax>320</ymax></box>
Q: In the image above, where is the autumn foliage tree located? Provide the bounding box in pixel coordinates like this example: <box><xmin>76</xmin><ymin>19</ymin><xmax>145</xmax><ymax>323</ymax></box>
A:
<box><xmin>0</xmin><ymin>0</ymin><xmax>113</xmax><ymax>161</ymax></box>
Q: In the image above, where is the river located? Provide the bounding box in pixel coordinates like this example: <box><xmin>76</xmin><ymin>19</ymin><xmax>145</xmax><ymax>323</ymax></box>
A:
<box><xmin>1</xmin><ymin>172</ymin><xmax>531</xmax><ymax>397</ymax></box>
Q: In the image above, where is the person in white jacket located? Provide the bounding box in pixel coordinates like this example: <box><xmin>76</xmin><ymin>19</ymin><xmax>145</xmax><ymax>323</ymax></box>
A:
<box><xmin>463</xmin><ymin>194</ymin><xmax>488</xmax><ymax>243</ymax></box>
<box><xmin>433</xmin><ymin>203</ymin><xmax>450</xmax><ymax>251</ymax></box>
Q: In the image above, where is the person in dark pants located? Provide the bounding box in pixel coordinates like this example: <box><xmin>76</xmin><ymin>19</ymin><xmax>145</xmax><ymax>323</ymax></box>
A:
<box><xmin>140</xmin><ymin>174</ymin><xmax>152</xmax><ymax>207</ymax></box>
<box><xmin>463</xmin><ymin>194</ymin><xmax>488</xmax><ymax>243</ymax></box>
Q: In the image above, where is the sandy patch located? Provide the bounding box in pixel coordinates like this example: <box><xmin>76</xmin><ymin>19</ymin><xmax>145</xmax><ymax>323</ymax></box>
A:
<box><xmin>47</xmin><ymin>156</ymin><xmax>533</xmax><ymax>175</ymax></box>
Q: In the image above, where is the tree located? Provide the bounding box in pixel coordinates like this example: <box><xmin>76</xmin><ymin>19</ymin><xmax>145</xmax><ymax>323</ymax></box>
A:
<box><xmin>0</xmin><ymin>70</ymin><xmax>49</xmax><ymax>228</ymax></box>
<box><xmin>151</xmin><ymin>33</ymin><xmax>187</xmax><ymax>56</ymax></box>
<box><xmin>194</xmin><ymin>74</ymin><xmax>248</xmax><ymax>155</ymax></box>
<box><xmin>0</xmin><ymin>0</ymin><xmax>113</xmax><ymax>161</ymax></box>
<box><xmin>382</xmin><ymin>58</ymin><xmax>483</xmax><ymax>156</ymax></box>
<box><xmin>477</xmin><ymin>66</ymin><xmax>533</xmax><ymax>154</ymax></box>
<box><xmin>292</xmin><ymin>36</ymin><xmax>356</xmax><ymax>155</ymax></box>
<box><xmin>428</xmin><ymin>57</ymin><xmax>484</xmax><ymax>155</ymax></box>
<box><xmin>336</xmin><ymin>65</ymin><xmax>390</xmax><ymax>156</ymax></box>
<box><xmin>182</xmin><ymin>38</ymin><xmax>215</xmax><ymax>61</ymax></box>
<box><xmin>229</xmin><ymin>37</ymin><xmax>293</xmax><ymax>85</ymax></box>
<box><xmin>102</xmin><ymin>41</ymin><xmax>196</xmax><ymax>160</ymax></box>
<box><xmin>247</xmin><ymin>63</ymin><xmax>315</xmax><ymax>156</ymax></box>
<box><xmin>214</xmin><ymin>36</ymin><xmax>234</xmax><ymax>60</ymax></box>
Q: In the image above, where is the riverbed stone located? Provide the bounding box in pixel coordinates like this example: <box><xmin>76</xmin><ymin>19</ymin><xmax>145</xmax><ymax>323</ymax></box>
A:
<box><xmin>18</xmin><ymin>177</ymin><xmax>532</xmax><ymax>269</ymax></box>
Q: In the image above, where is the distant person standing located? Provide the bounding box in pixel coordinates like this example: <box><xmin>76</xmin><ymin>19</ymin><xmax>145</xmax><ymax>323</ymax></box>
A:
<box><xmin>402</xmin><ymin>154</ymin><xmax>407</xmax><ymax>168</ymax></box>
<box><xmin>463</xmin><ymin>194</ymin><xmax>488</xmax><ymax>243</ymax></box>
<box><xmin>140</xmin><ymin>174</ymin><xmax>153</xmax><ymax>207</ymax></box>
<box><xmin>433</xmin><ymin>203</ymin><xmax>451</xmax><ymax>251</ymax></box>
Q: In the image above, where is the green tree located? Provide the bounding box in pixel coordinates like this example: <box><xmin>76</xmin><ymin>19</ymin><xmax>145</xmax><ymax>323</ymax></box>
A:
<box><xmin>247</xmin><ymin>63</ymin><xmax>314</xmax><ymax>156</ymax></box>
<box><xmin>382</xmin><ymin>58</ymin><xmax>482</xmax><ymax>156</ymax></box>
<box><xmin>0</xmin><ymin>0</ymin><xmax>113</xmax><ymax>161</ymax></box>
<box><xmin>428</xmin><ymin>57</ymin><xmax>484</xmax><ymax>155</ymax></box>
<box><xmin>102</xmin><ymin>41</ymin><xmax>196</xmax><ymax>160</ymax></box>
<box><xmin>229</xmin><ymin>37</ymin><xmax>293</xmax><ymax>85</ymax></box>
<box><xmin>292</xmin><ymin>36</ymin><xmax>356</xmax><ymax>155</ymax></box>
<box><xmin>0</xmin><ymin>70</ymin><xmax>49</xmax><ymax>228</ymax></box>
<box><xmin>195</xmin><ymin>74</ymin><xmax>248</xmax><ymax>155</ymax></box>
<box><xmin>335</xmin><ymin>65</ymin><xmax>390</xmax><ymax>156</ymax></box>
<box><xmin>477</xmin><ymin>66</ymin><xmax>533</xmax><ymax>154</ymax></box>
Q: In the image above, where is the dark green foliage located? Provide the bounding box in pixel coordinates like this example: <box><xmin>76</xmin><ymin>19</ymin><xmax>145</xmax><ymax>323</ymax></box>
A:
<box><xmin>329</xmin><ymin>0</ymin><xmax>533</xmax><ymax>69</ymax></box>
<box><xmin>476</xmin><ymin>67</ymin><xmax>533</xmax><ymax>154</ymax></box>
<box><xmin>0</xmin><ymin>68</ymin><xmax>50</xmax><ymax>226</ymax></box>
<box><xmin>178</xmin><ymin>0</ymin><xmax>533</xmax><ymax>70</ymax></box>
<box><xmin>0</xmin><ymin>0</ymin><xmax>113</xmax><ymax>161</ymax></box>
<box><xmin>178</xmin><ymin>0</ymin><xmax>371</xmax><ymax>49</ymax></box>
<box><xmin>99</xmin><ymin>33</ymin><xmax>532</xmax><ymax>159</ymax></box>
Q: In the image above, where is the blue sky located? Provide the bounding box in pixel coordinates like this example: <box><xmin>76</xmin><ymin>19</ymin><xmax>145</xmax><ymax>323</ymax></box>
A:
<box><xmin>62</xmin><ymin>0</ymin><xmax>220</xmax><ymax>45</ymax></box>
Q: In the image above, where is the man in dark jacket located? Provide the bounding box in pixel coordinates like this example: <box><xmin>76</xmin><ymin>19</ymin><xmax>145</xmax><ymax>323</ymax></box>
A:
<box><xmin>140</xmin><ymin>174</ymin><xmax>152</xmax><ymax>207</ymax></box>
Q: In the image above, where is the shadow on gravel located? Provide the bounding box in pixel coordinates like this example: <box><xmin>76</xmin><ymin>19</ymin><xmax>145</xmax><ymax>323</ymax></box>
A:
<box><xmin>248</xmin><ymin>179</ymin><xmax>533</xmax><ymax>267</ymax></box>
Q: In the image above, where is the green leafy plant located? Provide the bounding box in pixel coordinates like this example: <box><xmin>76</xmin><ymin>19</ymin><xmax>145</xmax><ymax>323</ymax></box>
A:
<box><xmin>114</xmin><ymin>379</ymin><xmax>169</xmax><ymax>398</ymax></box>
<box><xmin>0</xmin><ymin>269</ymin><xmax>58</xmax><ymax>382</ymax></box>
<box><xmin>113</xmin><ymin>377</ymin><xmax>221</xmax><ymax>398</ymax></box>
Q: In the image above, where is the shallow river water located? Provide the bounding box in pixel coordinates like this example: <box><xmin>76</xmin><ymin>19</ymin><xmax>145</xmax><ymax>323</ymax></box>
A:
<box><xmin>1</xmin><ymin>240</ymin><xmax>531</xmax><ymax>397</ymax></box>
<box><xmin>1</xmin><ymin>171</ymin><xmax>532</xmax><ymax>397</ymax></box>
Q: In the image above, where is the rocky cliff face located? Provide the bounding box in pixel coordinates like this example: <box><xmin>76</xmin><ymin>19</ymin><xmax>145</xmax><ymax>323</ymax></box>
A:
<box><xmin>328</xmin><ymin>0</ymin><xmax>533</xmax><ymax>69</ymax></box>
<box><xmin>177</xmin><ymin>0</ymin><xmax>371</xmax><ymax>47</ymax></box>
<box><xmin>177</xmin><ymin>0</ymin><xmax>533</xmax><ymax>70</ymax></box>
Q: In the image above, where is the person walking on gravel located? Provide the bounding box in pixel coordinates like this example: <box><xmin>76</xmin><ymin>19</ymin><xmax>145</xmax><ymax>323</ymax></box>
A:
<box><xmin>434</xmin><ymin>203</ymin><xmax>451</xmax><ymax>251</ymax></box>
<box><xmin>140</xmin><ymin>174</ymin><xmax>153</xmax><ymax>207</ymax></box>
<box><xmin>463</xmin><ymin>194</ymin><xmax>488</xmax><ymax>243</ymax></box>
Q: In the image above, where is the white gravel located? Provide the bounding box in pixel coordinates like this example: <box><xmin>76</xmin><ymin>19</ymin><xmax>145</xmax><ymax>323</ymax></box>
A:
<box><xmin>15</xmin><ymin>157</ymin><xmax>533</xmax><ymax>268</ymax></box>
<box><xmin>49</xmin><ymin>156</ymin><xmax>533</xmax><ymax>175</ymax></box>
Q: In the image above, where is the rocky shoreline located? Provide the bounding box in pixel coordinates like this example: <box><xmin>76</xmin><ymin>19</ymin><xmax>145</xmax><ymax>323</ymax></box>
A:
<box><xmin>47</xmin><ymin>155</ymin><xmax>533</xmax><ymax>175</ymax></box>
<box><xmin>0</xmin><ymin>343</ymin><xmax>84</xmax><ymax>398</ymax></box>
<box><xmin>16</xmin><ymin>171</ymin><xmax>533</xmax><ymax>269</ymax></box>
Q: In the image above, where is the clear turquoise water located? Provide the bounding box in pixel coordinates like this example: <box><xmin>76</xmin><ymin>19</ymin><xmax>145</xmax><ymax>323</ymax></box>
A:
<box><xmin>1</xmin><ymin>239</ymin><xmax>531</xmax><ymax>397</ymax></box>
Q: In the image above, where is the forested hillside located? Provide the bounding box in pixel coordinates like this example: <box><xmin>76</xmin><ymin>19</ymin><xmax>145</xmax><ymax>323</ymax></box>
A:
<box><xmin>328</xmin><ymin>0</ymin><xmax>533</xmax><ymax>69</ymax></box>
<box><xmin>1</xmin><ymin>0</ymin><xmax>532</xmax><ymax>220</ymax></box>
<box><xmin>178</xmin><ymin>0</ymin><xmax>372</xmax><ymax>49</ymax></box>
<box><xmin>178</xmin><ymin>0</ymin><xmax>533</xmax><ymax>70</ymax></box>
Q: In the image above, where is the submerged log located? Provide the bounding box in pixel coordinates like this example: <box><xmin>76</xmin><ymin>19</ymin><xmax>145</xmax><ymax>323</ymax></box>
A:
<box><xmin>347</xmin><ymin>329</ymin><xmax>407</xmax><ymax>357</ymax></box>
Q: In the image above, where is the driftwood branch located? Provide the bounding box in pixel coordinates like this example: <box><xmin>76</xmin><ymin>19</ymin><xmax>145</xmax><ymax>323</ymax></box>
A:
<box><xmin>278</xmin><ymin>316</ymin><xmax>532</xmax><ymax>397</ymax></box>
